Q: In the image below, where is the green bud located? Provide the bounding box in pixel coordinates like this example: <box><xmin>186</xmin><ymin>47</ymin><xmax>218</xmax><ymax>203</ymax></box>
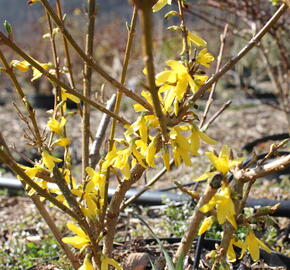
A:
<box><xmin>4</xmin><ymin>20</ymin><xmax>12</xmax><ymax>35</ymax></box>
<box><xmin>167</xmin><ymin>25</ymin><xmax>182</xmax><ymax>32</ymax></box>
<box><xmin>164</xmin><ymin>10</ymin><xmax>180</xmax><ymax>20</ymax></box>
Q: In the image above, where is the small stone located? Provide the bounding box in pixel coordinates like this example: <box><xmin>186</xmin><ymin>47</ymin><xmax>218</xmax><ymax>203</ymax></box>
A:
<box><xmin>123</xmin><ymin>253</ymin><xmax>150</xmax><ymax>270</ymax></box>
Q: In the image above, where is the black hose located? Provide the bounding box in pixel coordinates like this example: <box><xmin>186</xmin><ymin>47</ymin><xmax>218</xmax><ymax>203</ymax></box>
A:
<box><xmin>193</xmin><ymin>233</ymin><xmax>205</xmax><ymax>269</ymax></box>
<box><xmin>242</xmin><ymin>133</ymin><xmax>289</xmax><ymax>153</ymax></box>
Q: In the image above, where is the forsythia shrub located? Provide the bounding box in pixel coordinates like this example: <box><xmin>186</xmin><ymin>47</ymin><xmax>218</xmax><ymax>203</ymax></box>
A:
<box><xmin>0</xmin><ymin>0</ymin><xmax>289</xmax><ymax>269</ymax></box>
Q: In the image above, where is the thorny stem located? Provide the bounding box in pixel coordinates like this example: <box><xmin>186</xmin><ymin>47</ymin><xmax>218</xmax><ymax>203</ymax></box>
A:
<box><xmin>0</xmin><ymin>32</ymin><xmax>130</xmax><ymax>125</ymax></box>
<box><xmin>38</xmin><ymin>0</ymin><xmax>153</xmax><ymax>112</ymax></box>
<box><xmin>0</xmin><ymin>50</ymin><xmax>43</xmax><ymax>148</ymax></box>
<box><xmin>189</xmin><ymin>3</ymin><xmax>288</xmax><ymax>104</ymax></box>
<box><xmin>139</xmin><ymin>1</ymin><xmax>169</xmax><ymax>142</ymax></box>
<box><xmin>82</xmin><ymin>0</ymin><xmax>96</xmax><ymax>179</ymax></box>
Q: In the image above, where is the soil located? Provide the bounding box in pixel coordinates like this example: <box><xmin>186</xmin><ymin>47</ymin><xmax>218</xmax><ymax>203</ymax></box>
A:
<box><xmin>0</xmin><ymin>100</ymin><xmax>289</xmax><ymax>269</ymax></box>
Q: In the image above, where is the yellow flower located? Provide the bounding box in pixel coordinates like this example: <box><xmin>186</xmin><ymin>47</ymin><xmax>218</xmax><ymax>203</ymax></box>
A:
<box><xmin>101</xmin><ymin>255</ymin><xmax>123</xmax><ymax>270</ymax></box>
<box><xmin>10</xmin><ymin>60</ymin><xmax>30</xmax><ymax>72</ymax></box>
<box><xmin>200</xmin><ymin>184</ymin><xmax>237</xmax><ymax>229</ymax></box>
<box><xmin>62</xmin><ymin>222</ymin><xmax>90</xmax><ymax>249</ymax></box>
<box><xmin>196</xmin><ymin>48</ymin><xmax>214</xmax><ymax>68</ymax></box>
<box><xmin>206</xmin><ymin>145</ymin><xmax>244</xmax><ymax>175</ymax></box>
<box><xmin>31</xmin><ymin>62</ymin><xmax>53</xmax><ymax>81</ymax></box>
<box><xmin>187</xmin><ymin>31</ymin><xmax>207</xmax><ymax>47</ymax></box>
<box><xmin>51</xmin><ymin>137</ymin><xmax>71</xmax><ymax>147</ymax></box>
<box><xmin>198</xmin><ymin>216</ymin><xmax>215</xmax><ymax>235</ymax></box>
<box><xmin>79</xmin><ymin>255</ymin><xmax>94</xmax><ymax>270</ymax></box>
<box><xmin>152</xmin><ymin>0</ymin><xmax>172</xmax><ymax>12</ymax></box>
<box><xmin>125</xmin><ymin>116</ymin><xmax>148</xmax><ymax>143</ymax></box>
<box><xmin>47</xmin><ymin>117</ymin><xmax>66</xmax><ymax>136</ymax></box>
<box><xmin>102</xmin><ymin>144</ymin><xmax>118</xmax><ymax>169</ymax></box>
<box><xmin>146</xmin><ymin>136</ymin><xmax>157</xmax><ymax>168</ymax></box>
<box><xmin>235</xmin><ymin>229</ymin><xmax>271</xmax><ymax>262</ymax></box>
<box><xmin>42</xmin><ymin>150</ymin><xmax>62</xmax><ymax>171</ymax></box>
<box><xmin>170</xmin><ymin>127</ymin><xmax>192</xmax><ymax>166</ymax></box>
<box><xmin>156</xmin><ymin>60</ymin><xmax>199</xmax><ymax>112</ymax></box>
<box><xmin>227</xmin><ymin>238</ymin><xmax>240</xmax><ymax>262</ymax></box>
<box><xmin>61</xmin><ymin>88</ymin><xmax>80</xmax><ymax>104</ymax></box>
<box><xmin>86</xmin><ymin>167</ymin><xmax>105</xmax><ymax>203</ymax></box>
<box><xmin>189</xmin><ymin>125</ymin><xmax>217</xmax><ymax>155</ymax></box>
<box><xmin>72</xmin><ymin>167</ymin><xmax>106</xmax><ymax>219</ymax></box>
<box><xmin>162</xmin><ymin>148</ymin><xmax>170</xmax><ymax>171</ymax></box>
<box><xmin>28</xmin><ymin>0</ymin><xmax>40</xmax><ymax>5</ymax></box>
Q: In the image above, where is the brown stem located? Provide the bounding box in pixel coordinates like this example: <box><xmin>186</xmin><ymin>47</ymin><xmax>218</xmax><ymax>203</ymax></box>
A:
<box><xmin>31</xmin><ymin>195</ymin><xmax>80</xmax><ymax>269</ymax></box>
<box><xmin>0</xmin><ymin>32</ymin><xmax>130</xmax><ymax>126</ymax></box>
<box><xmin>0</xmin><ymin>146</ymin><xmax>79</xmax><ymax>221</ymax></box>
<box><xmin>199</xmin><ymin>24</ymin><xmax>228</xmax><ymax>128</ymax></box>
<box><xmin>103</xmin><ymin>134</ymin><xmax>162</xmax><ymax>256</ymax></box>
<box><xmin>189</xmin><ymin>3</ymin><xmax>288</xmax><ymax>104</ymax></box>
<box><xmin>101</xmin><ymin>6</ymin><xmax>138</xmax><ymax>228</ymax></box>
<box><xmin>233</xmin><ymin>154</ymin><xmax>290</xmax><ymax>182</ymax></box>
<box><xmin>0</xmin><ymin>50</ymin><xmax>43</xmax><ymax>148</ymax></box>
<box><xmin>178</xmin><ymin>0</ymin><xmax>190</xmax><ymax>64</ymax></box>
<box><xmin>121</xmin><ymin>159</ymin><xmax>174</xmax><ymax>210</ymax></box>
<box><xmin>82</xmin><ymin>0</ymin><xmax>96</xmax><ymax>179</ymax></box>
<box><xmin>174</xmin><ymin>175</ymin><xmax>222</xmax><ymax>263</ymax></box>
<box><xmin>201</xmin><ymin>100</ymin><xmax>232</xmax><ymax>131</ymax></box>
<box><xmin>38</xmin><ymin>0</ymin><xmax>153</xmax><ymax>112</ymax></box>
<box><xmin>138</xmin><ymin>1</ymin><xmax>169</xmax><ymax>142</ymax></box>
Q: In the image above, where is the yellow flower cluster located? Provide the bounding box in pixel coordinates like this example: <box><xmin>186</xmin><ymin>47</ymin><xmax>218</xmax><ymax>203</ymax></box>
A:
<box><xmin>62</xmin><ymin>222</ymin><xmax>123</xmax><ymax>269</ymax></box>
<box><xmin>10</xmin><ymin>59</ymin><xmax>54</xmax><ymax>81</ymax></box>
<box><xmin>227</xmin><ymin>230</ymin><xmax>271</xmax><ymax>262</ymax></box>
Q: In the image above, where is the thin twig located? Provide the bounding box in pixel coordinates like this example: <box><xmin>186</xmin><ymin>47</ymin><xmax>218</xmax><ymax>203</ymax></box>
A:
<box><xmin>101</xmin><ymin>6</ymin><xmax>138</xmax><ymax>230</ymax></box>
<box><xmin>139</xmin><ymin>1</ymin><xmax>169</xmax><ymax>142</ymax></box>
<box><xmin>199</xmin><ymin>24</ymin><xmax>228</xmax><ymax>128</ymax></box>
<box><xmin>201</xmin><ymin>100</ymin><xmax>232</xmax><ymax>131</ymax></box>
<box><xmin>38</xmin><ymin>0</ymin><xmax>153</xmax><ymax>112</ymax></box>
<box><xmin>89</xmin><ymin>94</ymin><xmax>116</xmax><ymax>168</ymax></box>
<box><xmin>0</xmin><ymin>146</ymin><xmax>79</xmax><ymax>222</ymax></box>
<box><xmin>0</xmin><ymin>50</ymin><xmax>43</xmax><ymax>148</ymax></box>
<box><xmin>0</xmin><ymin>33</ymin><xmax>130</xmax><ymax>126</ymax></box>
<box><xmin>82</xmin><ymin>0</ymin><xmax>96</xmax><ymax>178</ymax></box>
<box><xmin>174</xmin><ymin>175</ymin><xmax>222</xmax><ymax>263</ymax></box>
<box><xmin>120</xmin><ymin>159</ymin><xmax>175</xmax><ymax>210</ymax></box>
<box><xmin>189</xmin><ymin>3</ymin><xmax>288</xmax><ymax>104</ymax></box>
<box><xmin>178</xmin><ymin>0</ymin><xmax>190</xmax><ymax>64</ymax></box>
<box><xmin>31</xmin><ymin>195</ymin><xmax>80</xmax><ymax>269</ymax></box>
<box><xmin>233</xmin><ymin>154</ymin><xmax>290</xmax><ymax>182</ymax></box>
